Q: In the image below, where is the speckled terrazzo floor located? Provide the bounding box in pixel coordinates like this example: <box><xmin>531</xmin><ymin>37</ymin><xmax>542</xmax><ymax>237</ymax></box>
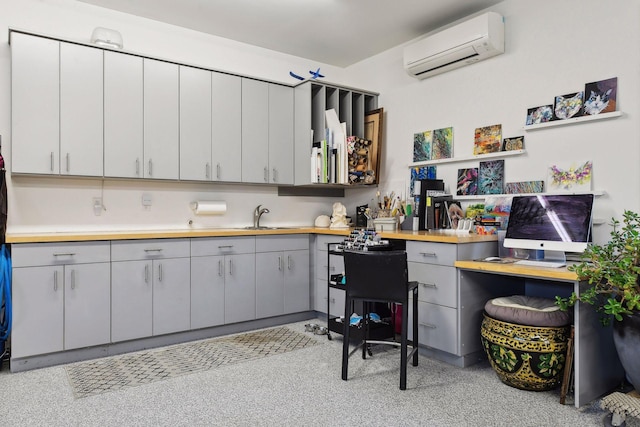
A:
<box><xmin>0</xmin><ymin>320</ymin><xmax>637</xmax><ymax>427</ymax></box>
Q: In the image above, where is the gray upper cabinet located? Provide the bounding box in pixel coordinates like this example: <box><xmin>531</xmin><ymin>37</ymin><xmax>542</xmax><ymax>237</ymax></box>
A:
<box><xmin>104</xmin><ymin>51</ymin><xmax>144</xmax><ymax>178</ymax></box>
<box><xmin>11</xmin><ymin>32</ymin><xmax>60</xmax><ymax>175</ymax></box>
<box><xmin>241</xmin><ymin>79</ymin><xmax>294</xmax><ymax>184</ymax></box>
<box><xmin>241</xmin><ymin>78</ymin><xmax>270</xmax><ymax>183</ymax></box>
<box><xmin>179</xmin><ymin>65</ymin><xmax>212</xmax><ymax>181</ymax></box>
<box><xmin>268</xmin><ymin>84</ymin><xmax>294</xmax><ymax>185</ymax></box>
<box><xmin>212</xmin><ymin>72</ymin><xmax>242</xmax><ymax>182</ymax></box>
<box><xmin>143</xmin><ymin>59</ymin><xmax>180</xmax><ymax>180</ymax></box>
<box><xmin>60</xmin><ymin>42</ymin><xmax>104</xmax><ymax>177</ymax></box>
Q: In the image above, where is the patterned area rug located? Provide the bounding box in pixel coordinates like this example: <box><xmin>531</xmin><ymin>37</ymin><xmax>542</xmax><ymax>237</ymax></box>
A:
<box><xmin>65</xmin><ymin>326</ymin><xmax>319</xmax><ymax>398</ymax></box>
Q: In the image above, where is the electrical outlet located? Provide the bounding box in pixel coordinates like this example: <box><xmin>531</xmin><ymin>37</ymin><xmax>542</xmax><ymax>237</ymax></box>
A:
<box><xmin>93</xmin><ymin>198</ymin><xmax>103</xmax><ymax>216</ymax></box>
<box><xmin>142</xmin><ymin>193</ymin><xmax>152</xmax><ymax>207</ymax></box>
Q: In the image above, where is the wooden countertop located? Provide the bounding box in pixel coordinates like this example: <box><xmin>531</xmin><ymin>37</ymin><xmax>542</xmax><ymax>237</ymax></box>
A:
<box><xmin>6</xmin><ymin>227</ymin><xmax>498</xmax><ymax>244</ymax></box>
<box><xmin>455</xmin><ymin>259</ymin><xmax>578</xmax><ymax>281</ymax></box>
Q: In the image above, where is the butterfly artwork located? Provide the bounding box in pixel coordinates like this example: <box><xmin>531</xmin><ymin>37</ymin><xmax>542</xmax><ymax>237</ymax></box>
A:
<box><xmin>553</xmin><ymin>92</ymin><xmax>583</xmax><ymax>120</ymax></box>
<box><xmin>583</xmin><ymin>77</ymin><xmax>617</xmax><ymax>115</ymax></box>
<box><xmin>547</xmin><ymin>161</ymin><xmax>592</xmax><ymax>192</ymax></box>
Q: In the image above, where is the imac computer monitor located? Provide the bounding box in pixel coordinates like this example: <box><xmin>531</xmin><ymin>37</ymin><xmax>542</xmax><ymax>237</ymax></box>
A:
<box><xmin>504</xmin><ymin>193</ymin><xmax>594</xmax><ymax>267</ymax></box>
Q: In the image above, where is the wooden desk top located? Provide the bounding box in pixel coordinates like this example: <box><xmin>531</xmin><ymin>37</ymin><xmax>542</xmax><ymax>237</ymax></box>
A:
<box><xmin>6</xmin><ymin>227</ymin><xmax>498</xmax><ymax>244</ymax></box>
<box><xmin>455</xmin><ymin>259</ymin><xmax>578</xmax><ymax>282</ymax></box>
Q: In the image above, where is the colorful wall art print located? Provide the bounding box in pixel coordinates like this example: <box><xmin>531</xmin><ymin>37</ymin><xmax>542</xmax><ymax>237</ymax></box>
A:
<box><xmin>474</xmin><ymin>124</ymin><xmax>502</xmax><ymax>155</ymax></box>
<box><xmin>432</xmin><ymin>127</ymin><xmax>453</xmax><ymax>159</ymax></box>
<box><xmin>413</xmin><ymin>130</ymin><xmax>432</xmax><ymax>162</ymax></box>
<box><xmin>554</xmin><ymin>91</ymin><xmax>584</xmax><ymax>120</ymax></box>
<box><xmin>478</xmin><ymin>160</ymin><xmax>504</xmax><ymax>195</ymax></box>
<box><xmin>409</xmin><ymin>165</ymin><xmax>437</xmax><ymax>195</ymax></box>
<box><xmin>526</xmin><ymin>105</ymin><xmax>553</xmax><ymax>125</ymax></box>
<box><xmin>584</xmin><ymin>77</ymin><xmax>617</xmax><ymax>115</ymax></box>
<box><xmin>457</xmin><ymin>168</ymin><xmax>478</xmax><ymax>196</ymax></box>
<box><xmin>502</xmin><ymin>136</ymin><xmax>524</xmax><ymax>151</ymax></box>
<box><xmin>547</xmin><ymin>160</ymin><xmax>592</xmax><ymax>192</ymax></box>
<box><xmin>504</xmin><ymin>181</ymin><xmax>544</xmax><ymax>194</ymax></box>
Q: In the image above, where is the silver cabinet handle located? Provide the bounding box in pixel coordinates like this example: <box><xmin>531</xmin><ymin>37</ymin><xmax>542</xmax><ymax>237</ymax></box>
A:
<box><xmin>278</xmin><ymin>255</ymin><xmax>283</xmax><ymax>271</ymax></box>
<box><xmin>70</xmin><ymin>269</ymin><xmax>76</xmax><ymax>290</ymax></box>
<box><xmin>420</xmin><ymin>252</ymin><xmax>437</xmax><ymax>257</ymax></box>
<box><xmin>144</xmin><ymin>248</ymin><xmax>163</xmax><ymax>253</ymax></box>
<box><xmin>324</xmin><ymin>265</ymin><xmax>336</xmax><ymax>271</ymax></box>
<box><xmin>205</xmin><ymin>163</ymin><xmax>211</xmax><ymax>180</ymax></box>
<box><xmin>287</xmin><ymin>255</ymin><xmax>292</xmax><ymax>270</ymax></box>
<box><xmin>272</xmin><ymin>168</ymin><xmax>278</xmax><ymax>183</ymax></box>
<box><xmin>145</xmin><ymin>264</ymin><xmax>149</xmax><ymax>283</ymax></box>
<box><xmin>53</xmin><ymin>270</ymin><xmax>58</xmax><ymax>291</ymax></box>
<box><xmin>136</xmin><ymin>158</ymin><xmax>140</xmax><ymax>176</ymax></box>
<box><xmin>420</xmin><ymin>322</ymin><xmax>437</xmax><ymax>329</ymax></box>
<box><xmin>324</xmin><ymin>296</ymin><xmax>336</xmax><ymax>303</ymax></box>
<box><xmin>263</xmin><ymin>167</ymin><xmax>268</xmax><ymax>182</ymax></box>
<box><xmin>53</xmin><ymin>252</ymin><xmax>76</xmax><ymax>257</ymax></box>
<box><xmin>148</xmin><ymin>159</ymin><xmax>153</xmax><ymax>177</ymax></box>
<box><xmin>218</xmin><ymin>245</ymin><xmax>233</xmax><ymax>249</ymax></box>
<box><xmin>228</xmin><ymin>259</ymin><xmax>233</xmax><ymax>276</ymax></box>
<box><xmin>218</xmin><ymin>259</ymin><xmax>223</xmax><ymax>277</ymax></box>
<box><xmin>66</xmin><ymin>153</ymin><xmax>70</xmax><ymax>173</ymax></box>
<box><xmin>50</xmin><ymin>152</ymin><xmax>54</xmax><ymax>172</ymax></box>
<box><xmin>158</xmin><ymin>263</ymin><xmax>163</xmax><ymax>282</ymax></box>
<box><xmin>420</xmin><ymin>282</ymin><xmax>437</xmax><ymax>288</ymax></box>
<box><xmin>216</xmin><ymin>163</ymin><xmax>221</xmax><ymax>180</ymax></box>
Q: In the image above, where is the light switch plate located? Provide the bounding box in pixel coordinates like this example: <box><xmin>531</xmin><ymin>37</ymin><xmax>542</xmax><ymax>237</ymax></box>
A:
<box><xmin>142</xmin><ymin>193</ymin><xmax>152</xmax><ymax>207</ymax></box>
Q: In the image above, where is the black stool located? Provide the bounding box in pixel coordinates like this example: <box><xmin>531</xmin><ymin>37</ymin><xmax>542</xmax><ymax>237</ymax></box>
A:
<box><xmin>341</xmin><ymin>250</ymin><xmax>419</xmax><ymax>390</ymax></box>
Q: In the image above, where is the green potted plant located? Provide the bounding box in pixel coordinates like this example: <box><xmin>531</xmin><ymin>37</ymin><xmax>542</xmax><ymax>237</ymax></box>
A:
<box><xmin>556</xmin><ymin>210</ymin><xmax>640</xmax><ymax>391</ymax></box>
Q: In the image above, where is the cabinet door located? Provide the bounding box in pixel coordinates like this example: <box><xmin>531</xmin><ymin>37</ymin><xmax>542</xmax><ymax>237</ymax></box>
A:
<box><xmin>11</xmin><ymin>33</ymin><xmax>60</xmax><ymax>175</ymax></box>
<box><xmin>294</xmin><ymin>82</ymin><xmax>312</xmax><ymax>185</ymax></box>
<box><xmin>212</xmin><ymin>72</ymin><xmax>242</xmax><ymax>182</ymax></box>
<box><xmin>191</xmin><ymin>255</ymin><xmax>225</xmax><ymax>329</ymax></box>
<box><xmin>60</xmin><ymin>42</ymin><xmax>103</xmax><ymax>177</ymax></box>
<box><xmin>268</xmin><ymin>84</ymin><xmax>294</xmax><ymax>184</ymax></box>
<box><xmin>152</xmin><ymin>257</ymin><xmax>191</xmax><ymax>336</ymax></box>
<box><xmin>64</xmin><ymin>263</ymin><xmax>111</xmax><ymax>350</ymax></box>
<box><xmin>11</xmin><ymin>266</ymin><xmax>64</xmax><ymax>358</ymax></box>
<box><xmin>284</xmin><ymin>250</ymin><xmax>310</xmax><ymax>313</ymax></box>
<box><xmin>241</xmin><ymin>78</ymin><xmax>269</xmax><ymax>183</ymax></box>
<box><xmin>255</xmin><ymin>252</ymin><xmax>284</xmax><ymax>318</ymax></box>
<box><xmin>224</xmin><ymin>253</ymin><xmax>256</xmax><ymax>324</ymax></box>
<box><xmin>179</xmin><ymin>66</ymin><xmax>212</xmax><ymax>181</ymax></box>
<box><xmin>144</xmin><ymin>59</ymin><xmax>179</xmax><ymax>180</ymax></box>
<box><xmin>111</xmin><ymin>260</ymin><xmax>153</xmax><ymax>342</ymax></box>
<box><xmin>104</xmin><ymin>51</ymin><xmax>143</xmax><ymax>178</ymax></box>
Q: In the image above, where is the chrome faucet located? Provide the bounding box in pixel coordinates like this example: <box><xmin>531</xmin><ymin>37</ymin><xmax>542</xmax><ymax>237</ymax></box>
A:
<box><xmin>254</xmin><ymin>205</ymin><xmax>270</xmax><ymax>228</ymax></box>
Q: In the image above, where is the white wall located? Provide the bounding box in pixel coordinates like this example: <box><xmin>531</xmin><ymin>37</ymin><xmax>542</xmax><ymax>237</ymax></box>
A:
<box><xmin>0</xmin><ymin>0</ymin><xmax>365</xmax><ymax>233</ymax></box>
<box><xmin>346</xmin><ymin>0</ymin><xmax>640</xmax><ymax>244</ymax></box>
<box><xmin>2</xmin><ymin>0</ymin><xmax>639</xmax><ymax>242</ymax></box>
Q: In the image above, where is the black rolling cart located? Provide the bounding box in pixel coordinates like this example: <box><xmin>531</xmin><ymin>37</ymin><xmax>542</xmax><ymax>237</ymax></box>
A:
<box><xmin>326</xmin><ymin>241</ymin><xmax>395</xmax><ymax>342</ymax></box>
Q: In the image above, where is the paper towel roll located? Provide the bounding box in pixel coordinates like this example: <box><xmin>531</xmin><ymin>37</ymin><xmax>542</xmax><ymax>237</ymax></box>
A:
<box><xmin>191</xmin><ymin>201</ymin><xmax>227</xmax><ymax>215</ymax></box>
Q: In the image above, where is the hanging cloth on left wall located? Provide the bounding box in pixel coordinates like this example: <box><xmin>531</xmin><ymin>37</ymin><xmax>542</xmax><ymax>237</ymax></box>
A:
<box><xmin>0</xmin><ymin>169</ymin><xmax>6</xmax><ymax>245</ymax></box>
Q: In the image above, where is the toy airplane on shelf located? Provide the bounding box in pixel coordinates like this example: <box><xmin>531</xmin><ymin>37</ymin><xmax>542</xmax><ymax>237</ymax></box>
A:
<box><xmin>289</xmin><ymin>67</ymin><xmax>325</xmax><ymax>81</ymax></box>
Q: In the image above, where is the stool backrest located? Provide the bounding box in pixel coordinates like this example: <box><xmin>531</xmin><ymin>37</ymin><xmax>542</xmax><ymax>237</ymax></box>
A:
<box><xmin>342</xmin><ymin>250</ymin><xmax>409</xmax><ymax>303</ymax></box>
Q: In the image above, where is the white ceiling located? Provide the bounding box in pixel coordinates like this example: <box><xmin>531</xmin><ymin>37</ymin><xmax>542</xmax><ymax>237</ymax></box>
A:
<box><xmin>75</xmin><ymin>0</ymin><xmax>503</xmax><ymax>67</ymax></box>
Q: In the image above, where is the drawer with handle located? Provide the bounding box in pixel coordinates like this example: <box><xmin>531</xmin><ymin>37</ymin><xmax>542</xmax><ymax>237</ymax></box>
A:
<box><xmin>408</xmin><ymin>262</ymin><xmax>457</xmax><ymax>308</ymax></box>
<box><xmin>12</xmin><ymin>241</ymin><xmax>110</xmax><ymax>267</ymax></box>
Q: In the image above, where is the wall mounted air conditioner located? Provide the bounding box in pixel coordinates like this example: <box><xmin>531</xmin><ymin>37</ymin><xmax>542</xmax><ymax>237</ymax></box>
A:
<box><xmin>404</xmin><ymin>12</ymin><xmax>504</xmax><ymax>80</ymax></box>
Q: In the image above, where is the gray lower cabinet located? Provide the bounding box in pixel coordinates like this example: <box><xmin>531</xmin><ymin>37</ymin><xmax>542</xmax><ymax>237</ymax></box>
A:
<box><xmin>11</xmin><ymin>242</ymin><xmax>111</xmax><ymax>358</ymax></box>
<box><xmin>406</xmin><ymin>240</ymin><xmax>494</xmax><ymax>362</ymax></box>
<box><xmin>255</xmin><ymin>235</ymin><xmax>310</xmax><ymax>318</ymax></box>
<box><xmin>313</xmin><ymin>235</ymin><xmax>345</xmax><ymax>317</ymax></box>
<box><xmin>191</xmin><ymin>237</ymin><xmax>256</xmax><ymax>326</ymax></box>
<box><xmin>111</xmin><ymin>239</ymin><xmax>190</xmax><ymax>342</ymax></box>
